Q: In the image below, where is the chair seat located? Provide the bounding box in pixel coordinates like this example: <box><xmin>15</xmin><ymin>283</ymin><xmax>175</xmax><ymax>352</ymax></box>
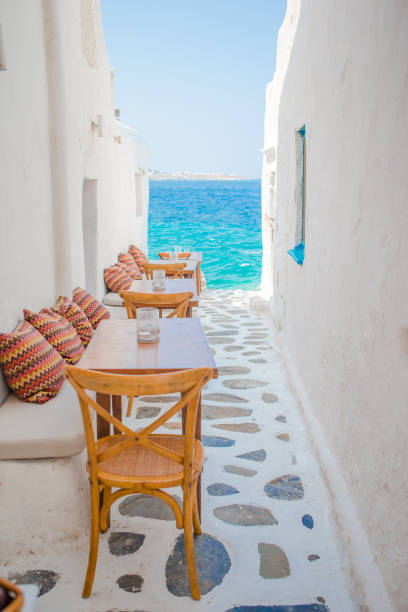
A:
<box><xmin>95</xmin><ymin>433</ymin><xmax>204</xmax><ymax>487</ymax></box>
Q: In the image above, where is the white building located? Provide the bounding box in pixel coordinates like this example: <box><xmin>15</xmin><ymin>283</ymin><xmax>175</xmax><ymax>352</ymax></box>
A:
<box><xmin>0</xmin><ymin>0</ymin><xmax>150</xmax><ymax>404</ymax></box>
<box><xmin>262</xmin><ymin>1</ymin><xmax>408</xmax><ymax>610</ymax></box>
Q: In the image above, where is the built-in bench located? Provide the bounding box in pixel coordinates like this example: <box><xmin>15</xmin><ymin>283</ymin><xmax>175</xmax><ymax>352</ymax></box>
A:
<box><xmin>0</xmin><ymin>380</ymin><xmax>85</xmax><ymax>460</ymax></box>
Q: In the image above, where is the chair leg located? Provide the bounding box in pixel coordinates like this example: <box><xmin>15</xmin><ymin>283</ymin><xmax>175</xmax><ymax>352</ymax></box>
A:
<box><xmin>192</xmin><ymin>479</ymin><xmax>201</xmax><ymax>535</ymax></box>
<box><xmin>183</xmin><ymin>485</ymin><xmax>200</xmax><ymax>600</ymax></box>
<box><xmin>100</xmin><ymin>485</ymin><xmax>111</xmax><ymax>533</ymax></box>
<box><xmin>82</xmin><ymin>480</ymin><xmax>100</xmax><ymax>598</ymax></box>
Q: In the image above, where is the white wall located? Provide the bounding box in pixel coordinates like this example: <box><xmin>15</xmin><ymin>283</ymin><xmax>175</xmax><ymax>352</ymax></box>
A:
<box><xmin>0</xmin><ymin>0</ymin><xmax>150</xmax><ymax>401</ymax></box>
<box><xmin>263</xmin><ymin>1</ymin><xmax>408</xmax><ymax>610</ymax></box>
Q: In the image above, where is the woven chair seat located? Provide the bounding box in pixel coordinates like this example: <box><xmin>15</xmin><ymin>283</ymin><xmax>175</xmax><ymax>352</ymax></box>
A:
<box><xmin>95</xmin><ymin>434</ymin><xmax>204</xmax><ymax>485</ymax></box>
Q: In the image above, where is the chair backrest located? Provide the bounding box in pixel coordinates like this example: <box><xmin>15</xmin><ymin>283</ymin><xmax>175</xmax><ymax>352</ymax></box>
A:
<box><xmin>158</xmin><ymin>252</ymin><xmax>191</xmax><ymax>260</ymax></box>
<box><xmin>65</xmin><ymin>366</ymin><xmax>212</xmax><ymax>481</ymax></box>
<box><xmin>144</xmin><ymin>261</ymin><xmax>186</xmax><ymax>279</ymax></box>
<box><xmin>119</xmin><ymin>290</ymin><xmax>193</xmax><ymax>319</ymax></box>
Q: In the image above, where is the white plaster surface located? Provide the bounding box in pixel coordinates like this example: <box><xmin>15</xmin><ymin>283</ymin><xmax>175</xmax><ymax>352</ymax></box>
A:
<box><xmin>262</xmin><ymin>1</ymin><xmax>408</xmax><ymax>609</ymax></box>
<box><xmin>0</xmin><ymin>290</ymin><xmax>355</xmax><ymax>611</ymax></box>
<box><xmin>0</xmin><ymin>0</ymin><xmax>150</xmax><ymax>402</ymax></box>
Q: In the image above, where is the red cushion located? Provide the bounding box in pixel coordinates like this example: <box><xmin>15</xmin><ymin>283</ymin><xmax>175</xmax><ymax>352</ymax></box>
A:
<box><xmin>47</xmin><ymin>297</ymin><xmax>93</xmax><ymax>348</ymax></box>
<box><xmin>118</xmin><ymin>252</ymin><xmax>142</xmax><ymax>279</ymax></box>
<box><xmin>72</xmin><ymin>287</ymin><xmax>110</xmax><ymax>330</ymax></box>
<box><xmin>104</xmin><ymin>265</ymin><xmax>133</xmax><ymax>293</ymax></box>
<box><xmin>128</xmin><ymin>244</ymin><xmax>148</xmax><ymax>273</ymax></box>
<box><xmin>0</xmin><ymin>321</ymin><xmax>65</xmax><ymax>403</ymax></box>
<box><xmin>24</xmin><ymin>309</ymin><xmax>84</xmax><ymax>365</ymax></box>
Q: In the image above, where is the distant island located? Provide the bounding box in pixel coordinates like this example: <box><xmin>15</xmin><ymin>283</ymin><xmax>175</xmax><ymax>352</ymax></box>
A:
<box><xmin>149</xmin><ymin>169</ymin><xmax>246</xmax><ymax>181</ymax></box>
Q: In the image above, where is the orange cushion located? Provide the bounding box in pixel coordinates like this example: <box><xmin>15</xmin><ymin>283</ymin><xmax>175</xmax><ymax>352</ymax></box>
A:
<box><xmin>47</xmin><ymin>297</ymin><xmax>93</xmax><ymax>348</ymax></box>
<box><xmin>129</xmin><ymin>244</ymin><xmax>148</xmax><ymax>273</ymax></box>
<box><xmin>72</xmin><ymin>287</ymin><xmax>110</xmax><ymax>330</ymax></box>
<box><xmin>0</xmin><ymin>321</ymin><xmax>65</xmax><ymax>403</ymax></box>
<box><xmin>118</xmin><ymin>252</ymin><xmax>142</xmax><ymax>279</ymax></box>
<box><xmin>104</xmin><ymin>265</ymin><xmax>133</xmax><ymax>293</ymax></box>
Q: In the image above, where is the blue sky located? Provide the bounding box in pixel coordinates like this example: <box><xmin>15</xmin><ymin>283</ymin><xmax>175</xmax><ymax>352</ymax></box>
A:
<box><xmin>100</xmin><ymin>0</ymin><xmax>286</xmax><ymax>178</ymax></box>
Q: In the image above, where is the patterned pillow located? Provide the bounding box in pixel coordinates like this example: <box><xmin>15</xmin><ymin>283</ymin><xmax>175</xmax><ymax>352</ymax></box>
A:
<box><xmin>128</xmin><ymin>244</ymin><xmax>148</xmax><ymax>273</ymax></box>
<box><xmin>104</xmin><ymin>265</ymin><xmax>133</xmax><ymax>293</ymax></box>
<box><xmin>118</xmin><ymin>252</ymin><xmax>142</xmax><ymax>279</ymax></box>
<box><xmin>0</xmin><ymin>321</ymin><xmax>65</xmax><ymax>403</ymax></box>
<box><xmin>72</xmin><ymin>287</ymin><xmax>110</xmax><ymax>330</ymax></box>
<box><xmin>117</xmin><ymin>261</ymin><xmax>142</xmax><ymax>281</ymax></box>
<box><xmin>48</xmin><ymin>297</ymin><xmax>93</xmax><ymax>348</ymax></box>
<box><xmin>24</xmin><ymin>309</ymin><xmax>84</xmax><ymax>365</ymax></box>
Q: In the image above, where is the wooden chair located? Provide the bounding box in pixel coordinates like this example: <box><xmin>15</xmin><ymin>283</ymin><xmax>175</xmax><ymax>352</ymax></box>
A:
<box><xmin>119</xmin><ymin>289</ymin><xmax>195</xmax><ymax>417</ymax></box>
<box><xmin>158</xmin><ymin>252</ymin><xmax>191</xmax><ymax>260</ymax></box>
<box><xmin>119</xmin><ymin>290</ymin><xmax>193</xmax><ymax>319</ymax></box>
<box><xmin>143</xmin><ymin>261</ymin><xmax>186</xmax><ymax>279</ymax></box>
<box><xmin>65</xmin><ymin>365</ymin><xmax>213</xmax><ymax>601</ymax></box>
<box><xmin>0</xmin><ymin>577</ymin><xmax>24</xmax><ymax>611</ymax></box>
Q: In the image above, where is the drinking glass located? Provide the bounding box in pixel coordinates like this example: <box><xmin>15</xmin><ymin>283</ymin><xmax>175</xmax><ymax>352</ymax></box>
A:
<box><xmin>152</xmin><ymin>269</ymin><xmax>165</xmax><ymax>291</ymax></box>
<box><xmin>137</xmin><ymin>307</ymin><xmax>159</xmax><ymax>343</ymax></box>
<box><xmin>175</xmin><ymin>245</ymin><xmax>181</xmax><ymax>258</ymax></box>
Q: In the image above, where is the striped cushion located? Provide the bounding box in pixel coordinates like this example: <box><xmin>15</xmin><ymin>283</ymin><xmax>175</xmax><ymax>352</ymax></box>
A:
<box><xmin>104</xmin><ymin>265</ymin><xmax>133</xmax><ymax>293</ymax></box>
<box><xmin>128</xmin><ymin>244</ymin><xmax>148</xmax><ymax>273</ymax></box>
<box><xmin>118</xmin><ymin>252</ymin><xmax>142</xmax><ymax>279</ymax></box>
<box><xmin>72</xmin><ymin>287</ymin><xmax>110</xmax><ymax>330</ymax></box>
<box><xmin>48</xmin><ymin>297</ymin><xmax>93</xmax><ymax>348</ymax></box>
<box><xmin>24</xmin><ymin>309</ymin><xmax>84</xmax><ymax>365</ymax></box>
<box><xmin>0</xmin><ymin>321</ymin><xmax>65</xmax><ymax>403</ymax></box>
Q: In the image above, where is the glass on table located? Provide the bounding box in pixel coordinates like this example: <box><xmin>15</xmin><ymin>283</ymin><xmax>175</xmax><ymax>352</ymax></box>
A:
<box><xmin>137</xmin><ymin>307</ymin><xmax>160</xmax><ymax>343</ymax></box>
<box><xmin>152</xmin><ymin>269</ymin><xmax>165</xmax><ymax>291</ymax></box>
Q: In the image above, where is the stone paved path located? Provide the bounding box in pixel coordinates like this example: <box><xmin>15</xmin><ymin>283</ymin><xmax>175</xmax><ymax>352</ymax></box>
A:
<box><xmin>2</xmin><ymin>290</ymin><xmax>354</xmax><ymax>612</ymax></box>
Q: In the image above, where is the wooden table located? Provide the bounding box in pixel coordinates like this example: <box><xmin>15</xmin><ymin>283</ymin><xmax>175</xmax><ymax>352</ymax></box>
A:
<box><xmin>79</xmin><ymin>318</ymin><xmax>218</xmax><ymax>516</ymax></box>
<box><xmin>129</xmin><ymin>278</ymin><xmax>198</xmax><ymax>316</ymax></box>
<box><xmin>150</xmin><ymin>258</ymin><xmax>202</xmax><ymax>295</ymax></box>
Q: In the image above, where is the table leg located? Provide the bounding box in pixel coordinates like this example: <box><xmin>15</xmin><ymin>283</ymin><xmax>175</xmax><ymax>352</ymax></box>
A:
<box><xmin>96</xmin><ymin>392</ymin><xmax>111</xmax><ymax>439</ymax></box>
<box><xmin>196</xmin><ymin>261</ymin><xmax>201</xmax><ymax>295</ymax></box>
<box><xmin>112</xmin><ymin>395</ymin><xmax>122</xmax><ymax>434</ymax></box>
<box><xmin>195</xmin><ymin>394</ymin><xmax>202</xmax><ymax>520</ymax></box>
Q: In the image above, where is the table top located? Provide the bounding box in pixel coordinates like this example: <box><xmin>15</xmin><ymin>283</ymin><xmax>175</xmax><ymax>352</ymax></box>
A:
<box><xmin>79</xmin><ymin>318</ymin><xmax>218</xmax><ymax>377</ymax></box>
<box><xmin>158</xmin><ymin>251</ymin><xmax>203</xmax><ymax>262</ymax></box>
<box><xmin>129</xmin><ymin>278</ymin><xmax>198</xmax><ymax>303</ymax></box>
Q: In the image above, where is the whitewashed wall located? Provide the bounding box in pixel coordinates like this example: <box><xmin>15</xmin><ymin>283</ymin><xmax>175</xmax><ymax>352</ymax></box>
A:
<box><xmin>263</xmin><ymin>1</ymin><xmax>408</xmax><ymax>610</ymax></box>
<box><xmin>0</xmin><ymin>0</ymin><xmax>149</xmax><ymax>400</ymax></box>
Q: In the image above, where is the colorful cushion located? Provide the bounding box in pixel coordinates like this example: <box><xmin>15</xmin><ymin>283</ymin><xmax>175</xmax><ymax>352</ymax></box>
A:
<box><xmin>0</xmin><ymin>321</ymin><xmax>65</xmax><ymax>403</ymax></box>
<box><xmin>47</xmin><ymin>297</ymin><xmax>93</xmax><ymax>348</ymax></box>
<box><xmin>115</xmin><ymin>261</ymin><xmax>143</xmax><ymax>280</ymax></box>
<box><xmin>72</xmin><ymin>287</ymin><xmax>110</xmax><ymax>330</ymax></box>
<box><xmin>118</xmin><ymin>252</ymin><xmax>142</xmax><ymax>279</ymax></box>
<box><xmin>104</xmin><ymin>265</ymin><xmax>133</xmax><ymax>293</ymax></box>
<box><xmin>128</xmin><ymin>244</ymin><xmax>148</xmax><ymax>273</ymax></box>
<box><xmin>24</xmin><ymin>309</ymin><xmax>84</xmax><ymax>365</ymax></box>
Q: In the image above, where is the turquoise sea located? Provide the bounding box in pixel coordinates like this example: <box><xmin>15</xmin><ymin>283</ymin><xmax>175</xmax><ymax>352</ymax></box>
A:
<box><xmin>148</xmin><ymin>180</ymin><xmax>262</xmax><ymax>289</ymax></box>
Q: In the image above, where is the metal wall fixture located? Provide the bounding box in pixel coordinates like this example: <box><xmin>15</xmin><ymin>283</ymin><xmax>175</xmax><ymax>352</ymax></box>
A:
<box><xmin>91</xmin><ymin>114</ymin><xmax>104</xmax><ymax>137</ymax></box>
<box><xmin>0</xmin><ymin>24</ymin><xmax>7</xmax><ymax>71</ymax></box>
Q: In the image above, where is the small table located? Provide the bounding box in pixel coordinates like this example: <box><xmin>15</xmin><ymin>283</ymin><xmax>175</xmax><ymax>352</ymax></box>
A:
<box><xmin>129</xmin><ymin>278</ymin><xmax>198</xmax><ymax>316</ymax></box>
<box><xmin>79</xmin><ymin>318</ymin><xmax>218</xmax><ymax>516</ymax></box>
<box><xmin>150</xmin><ymin>258</ymin><xmax>202</xmax><ymax>295</ymax></box>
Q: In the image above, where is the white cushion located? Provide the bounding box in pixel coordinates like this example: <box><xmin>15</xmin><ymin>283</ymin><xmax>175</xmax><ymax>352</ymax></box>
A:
<box><xmin>0</xmin><ymin>380</ymin><xmax>85</xmax><ymax>459</ymax></box>
<box><xmin>103</xmin><ymin>291</ymin><xmax>124</xmax><ymax>306</ymax></box>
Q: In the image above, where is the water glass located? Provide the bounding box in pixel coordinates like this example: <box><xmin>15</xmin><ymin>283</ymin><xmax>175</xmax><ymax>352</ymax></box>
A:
<box><xmin>174</xmin><ymin>245</ymin><xmax>181</xmax><ymax>258</ymax></box>
<box><xmin>152</xmin><ymin>269</ymin><xmax>165</xmax><ymax>291</ymax></box>
<box><xmin>137</xmin><ymin>307</ymin><xmax>159</xmax><ymax>343</ymax></box>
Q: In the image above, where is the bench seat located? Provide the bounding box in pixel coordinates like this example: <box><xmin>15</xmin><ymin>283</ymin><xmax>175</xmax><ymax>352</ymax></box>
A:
<box><xmin>0</xmin><ymin>381</ymin><xmax>85</xmax><ymax>460</ymax></box>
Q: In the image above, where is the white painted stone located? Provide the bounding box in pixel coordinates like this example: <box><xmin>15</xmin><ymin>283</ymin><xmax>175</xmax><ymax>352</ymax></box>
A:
<box><xmin>262</xmin><ymin>1</ymin><xmax>406</xmax><ymax>609</ymax></box>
